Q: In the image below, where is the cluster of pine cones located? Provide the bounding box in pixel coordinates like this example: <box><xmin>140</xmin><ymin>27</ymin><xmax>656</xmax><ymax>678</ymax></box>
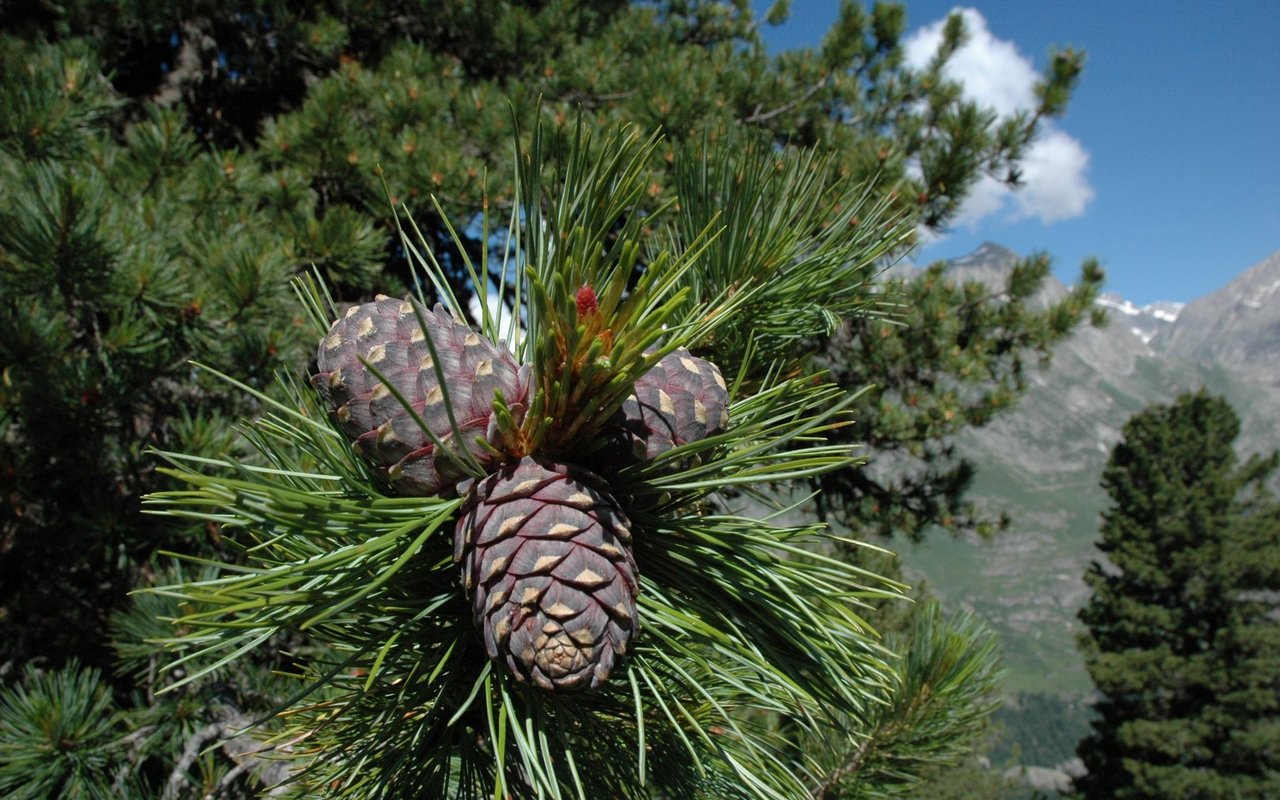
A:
<box><xmin>312</xmin><ymin>296</ymin><xmax>729</xmax><ymax>691</ymax></box>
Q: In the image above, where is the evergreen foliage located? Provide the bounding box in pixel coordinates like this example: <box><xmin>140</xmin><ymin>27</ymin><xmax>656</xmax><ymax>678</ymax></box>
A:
<box><xmin>0</xmin><ymin>33</ymin><xmax>381</xmax><ymax>664</ymax></box>
<box><xmin>1075</xmin><ymin>392</ymin><xmax>1280</xmax><ymax>799</ymax></box>
<box><xmin>0</xmin><ymin>660</ymin><xmax>132</xmax><ymax>799</ymax></box>
<box><xmin>818</xmin><ymin>254</ymin><xmax>1104</xmax><ymax>539</ymax></box>
<box><xmin>0</xmin><ymin>2</ymin><xmax>1106</xmax><ymax>796</ymax></box>
<box><xmin>142</xmin><ymin>121</ymin><xmax>918</xmax><ymax>798</ymax></box>
<box><xmin>806</xmin><ymin>601</ymin><xmax>1005</xmax><ymax>799</ymax></box>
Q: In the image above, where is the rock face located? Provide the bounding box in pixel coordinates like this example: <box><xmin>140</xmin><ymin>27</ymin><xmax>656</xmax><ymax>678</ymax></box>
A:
<box><xmin>903</xmin><ymin>243</ymin><xmax>1280</xmax><ymax>705</ymax></box>
<box><xmin>1156</xmin><ymin>250</ymin><xmax>1280</xmax><ymax>386</ymax></box>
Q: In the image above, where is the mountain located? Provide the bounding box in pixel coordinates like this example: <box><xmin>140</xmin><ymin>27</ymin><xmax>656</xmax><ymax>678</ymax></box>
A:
<box><xmin>1157</xmin><ymin>250</ymin><xmax>1280</xmax><ymax>384</ymax></box>
<box><xmin>901</xmin><ymin>243</ymin><xmax>1280</xmax><ymax>707</ymax></box>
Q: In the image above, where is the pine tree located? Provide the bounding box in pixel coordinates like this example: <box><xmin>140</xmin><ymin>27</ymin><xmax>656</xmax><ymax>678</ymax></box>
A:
<box><xmin>136</xmin><ymin>122</ymin><xmax>957</xmax><ymax>798</ymax></box>
<box><xmin>0</xmin><ymin>2</ymin><xmax>1107</xmax><ymax>795</ymax></box>
<box><xmin>0</xmin><ymin>34</ymin><xmax>384</xmax><ymax>665</ymax></box>
<box><xmin>0</xmin><ymin>3</ymin><xmax>1099</xmax><ymax>668</ymax></box>
<box><xmin>816</xmin><ymin>253</ymin><xmax>1104</xmax><ymax>539</ymax></box>
<box><xmin>1075</xmin><ymin>392</ymin><xmax>1280</xmax><ymax>800</ymax></box>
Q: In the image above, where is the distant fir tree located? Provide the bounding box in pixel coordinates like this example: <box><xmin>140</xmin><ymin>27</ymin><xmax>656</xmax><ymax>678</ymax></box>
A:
<box><xmin>1075</xmin><ymin>392</ymin><xmax>1280</xmax><ymax>800</ymax></box>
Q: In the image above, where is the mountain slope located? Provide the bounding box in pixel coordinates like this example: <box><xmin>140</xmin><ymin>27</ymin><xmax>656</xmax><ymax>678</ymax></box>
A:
<box><xmin>902</xmin><ymin>244</ymin><xmax>1280</xmax><ymax>698</ymax></box>
<box><xmin>1157</xmin><ymin>251</ymin><xmax>1280</xmax><ymax>385</ymax></box>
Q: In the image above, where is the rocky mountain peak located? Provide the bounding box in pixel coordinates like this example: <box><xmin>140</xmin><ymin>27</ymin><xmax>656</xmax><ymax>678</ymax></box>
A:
<box><xmin>1155</xmin><ymin>250</ymin><xmax>1280</xmax><ymax>383</ymax></box>
<box><xmin>949</xmin><ymin>241</ymin><xmax>1020</xmax><ymax>267</ymax></box>
<box><xmin>935</xmin><ymin>242</ymin><xmax>1076</xmax><ymax>307</ymax></box>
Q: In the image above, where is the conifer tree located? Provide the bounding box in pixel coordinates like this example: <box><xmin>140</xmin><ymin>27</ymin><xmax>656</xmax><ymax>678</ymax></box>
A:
<box><xmin>0</xmin><ymin>3</ymin><xmax>1099</xmax><ymax>669</ymax></box>
<box><xmin>817</xmin><ymin>253</ymin><xmax>1104</xmax><ymax>539</ymax></box>
<box><xmin>1076</xmin><ymin>392</ymin><xmax>1280</xmax><ymax>800</ymax></box>
<box><xmin>0</xmin><ymin>34</ymin><xmax>384</xmax><ymax>663</ymax></box>
<box><xmin>0</xmin><ymin>2</ymin><xmax>1107</xmax><ymax>795</ymax></box>
<box><xmin>133</xmin><ymin>121</ymin><xmax>997</xmax><ymax>798</ymax></box>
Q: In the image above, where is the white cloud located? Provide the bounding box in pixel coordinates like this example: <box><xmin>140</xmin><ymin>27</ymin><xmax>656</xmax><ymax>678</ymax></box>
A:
<box><xmin>1013</xmin><ymin>129</ymin><xmax>1094</xmax><ymax>222</ymax></box>
<box><xmin>903</xmin><ymin>7</ymin><xmax>1093</xmax><ymax>227</ymax></box>
<box><xmin>953</xmin><ymin>173</ymin><xmax>1008</xmax><ymax>226</ymax></box>
<box><xmin>905</xmin><ymin>8</ymin><xmax>1038</xmax><ymax>117</ymax></box>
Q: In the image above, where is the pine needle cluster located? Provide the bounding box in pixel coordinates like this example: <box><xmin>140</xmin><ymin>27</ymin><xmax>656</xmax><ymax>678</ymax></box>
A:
<box><xmin>141</xmin><ymin>121</ymin><xmax>924</xmax><ymax>798</ymax></box>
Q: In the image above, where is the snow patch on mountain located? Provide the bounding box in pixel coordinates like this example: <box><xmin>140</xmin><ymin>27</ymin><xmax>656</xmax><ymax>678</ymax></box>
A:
<box><xmin>1096</xmin><ymin>294</ymin><xmax>1184</xmax><ymax>321</ymax></box>
<box><xmin>1239</xmin><ymin>278</ymin><xmax>1280</xmax><ymax>309</ymax></box>
<box><xmin>1097</xmin><ymin>295</ymin><xmax>1143</xmax><ymax>316</ymax></box>
<box><xmin>1095</xmin><ymin>294</ymin><xmax>1183</xmax><ymax>344</ymax></box>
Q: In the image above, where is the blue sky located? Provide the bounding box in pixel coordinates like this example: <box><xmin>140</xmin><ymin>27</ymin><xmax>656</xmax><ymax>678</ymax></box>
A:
<box><xmin>753</xmin><ymin>1</ymin><xmax>1280</xmax><ymax>305</ymax></box>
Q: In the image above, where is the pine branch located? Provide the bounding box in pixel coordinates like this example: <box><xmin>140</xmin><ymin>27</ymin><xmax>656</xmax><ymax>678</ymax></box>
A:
<box><xmin>742</xmin><ymin>73</ymin><xmax>831</xmax><ymax>124</ymax></box>
<box><xmin>813</xmin><ymin>738</ymin><xmax>872</xmax><ymax>800</ymax></box>
<box><xmin>803</xmin><ymin>602</ymin><xmax>1004</xmax><ymax>800</ymax></box>
<box><xmin>139</xmin><ymin>122</ymin><xmax>920</xmax><ymax>799</ymax></box>
<box><xmin>163</xmin><ymin>722</ymin><xmax>226</xmax><ymax>800</ymax></box>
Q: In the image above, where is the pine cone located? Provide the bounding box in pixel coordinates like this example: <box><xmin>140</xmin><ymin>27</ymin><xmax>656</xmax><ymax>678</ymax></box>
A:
<box><xmin>608</xmin><ymin>348</ymin><xmax>730</xmax><ymax>462</ymax></box>
<box><xmin>312</xmin><ymin>295</ymin><xmax>527</xmax><ymax>496</ymax></box>
<box><xmin>454</xmin><ymin>457</ymin><xmax>638</xmax><ymax>691</ymax></box>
